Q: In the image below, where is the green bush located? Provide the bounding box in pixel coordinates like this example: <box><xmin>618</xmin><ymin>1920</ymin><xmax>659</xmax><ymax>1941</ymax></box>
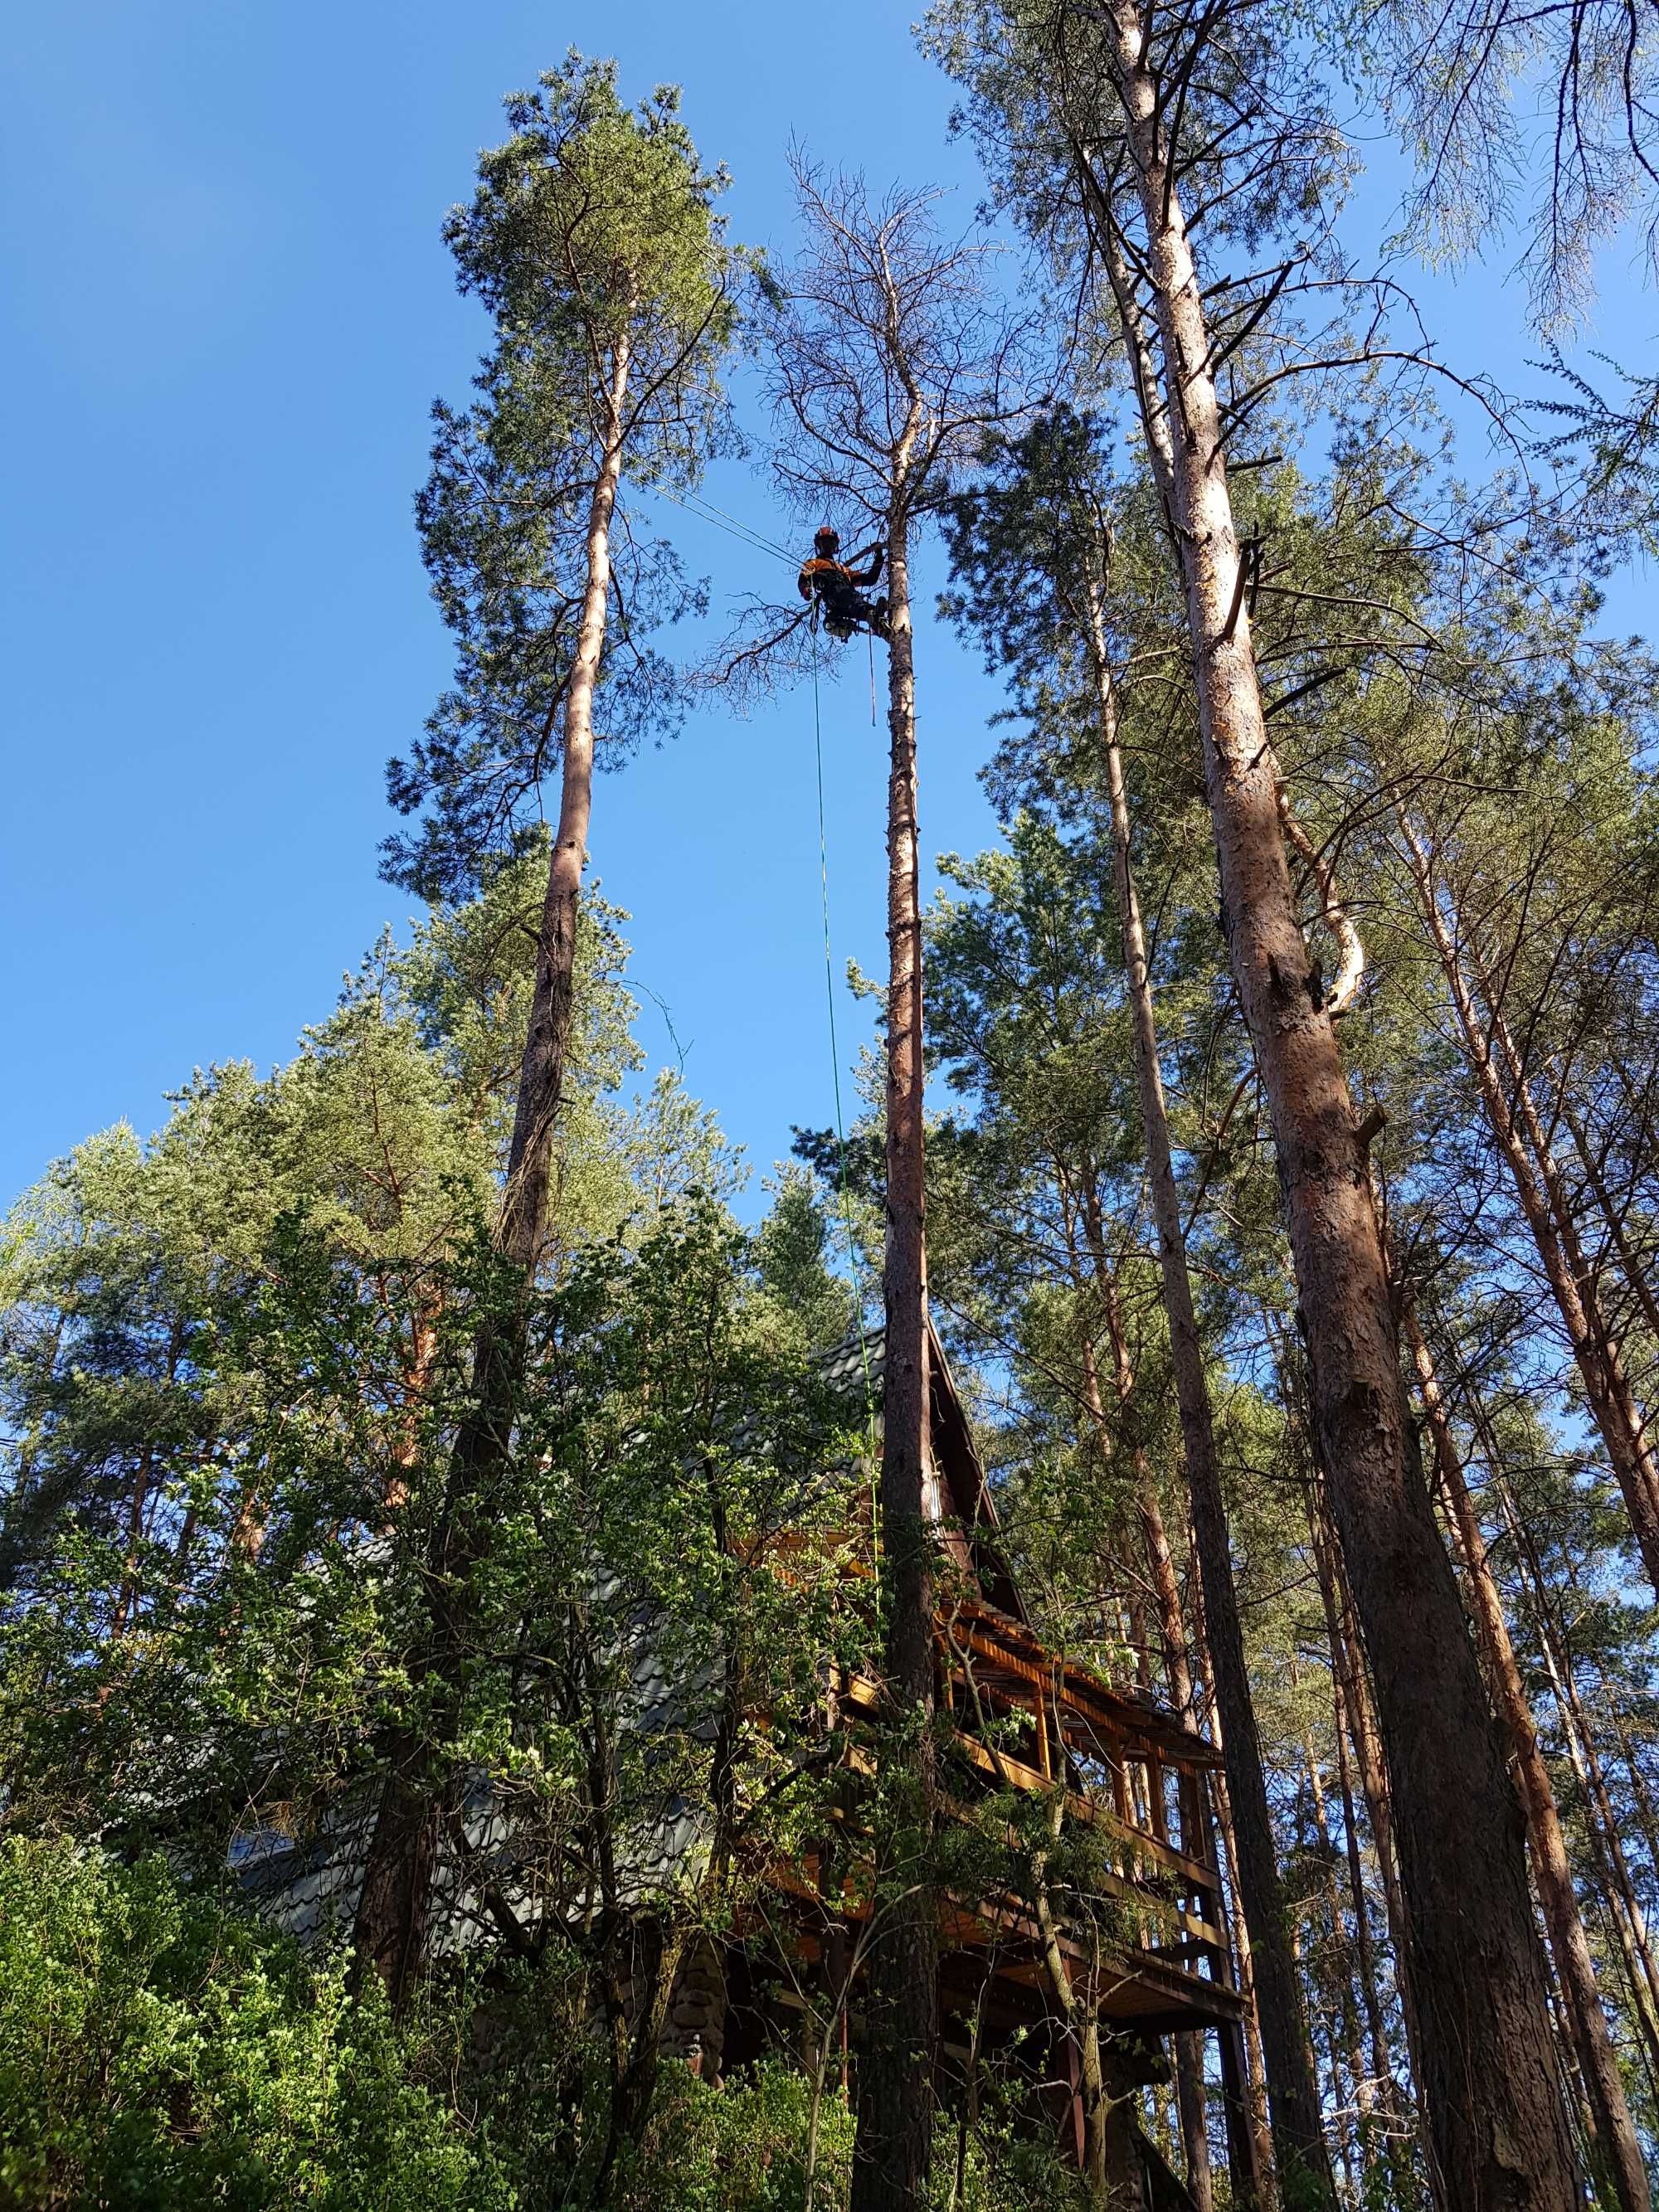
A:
<box><xmin>615</xmin><ymin>2056</ymin><xmax>1086</xmax><ymax>2212</ymax></box>
<box><xmin>0</xmin><ymin>1837</ymin><xmax>508</xmax><ymax>2210</ymax></box>
<box><xmin>621</xmin><ymin>2059</ymin><xmax>854</xmax><ymax>2212</ymax></box>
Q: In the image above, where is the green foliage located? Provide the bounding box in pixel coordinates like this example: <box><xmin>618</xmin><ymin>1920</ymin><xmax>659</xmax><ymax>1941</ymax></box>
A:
<box><xmin>753</xmin><ymin>1165</ymin><xmax>860</xmax><ymax>1354</ymax></box>
<box><xmin>385</xmin><ymin>56</ymin><xmax>742</xmax><ymax>902</ymax></box>
<box><xmin>0</xmin><ymin>1839</ymin><xmax>505</xmax><ymax>2211</ymax></box>
<box><xmin>12</xmin><ymin>25</ymin><xmax>1659</xmax><ymax>2208</ymax></box>
<box><xmin>448</xmin><ymin>57</ymin><xmax>736</xmax><ymax>388</ymax></box>
<box><xmin>626</xmin><ymin>2061</ymin><xmax>854</xmax><ymax>2212</ymax></box>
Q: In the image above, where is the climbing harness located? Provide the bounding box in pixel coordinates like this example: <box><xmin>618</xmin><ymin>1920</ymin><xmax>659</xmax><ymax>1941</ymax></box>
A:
<box><xmin>654</xmin><ymin>483</ymin><xmax>888</xmax><ymax>649</ymax></box>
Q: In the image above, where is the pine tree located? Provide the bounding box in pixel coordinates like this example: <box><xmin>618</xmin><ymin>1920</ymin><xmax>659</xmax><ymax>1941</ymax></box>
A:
<box><xmin>357</xmin><ymin>58</ymin><xmax>741</xmax><ymax>2002</ymax></box>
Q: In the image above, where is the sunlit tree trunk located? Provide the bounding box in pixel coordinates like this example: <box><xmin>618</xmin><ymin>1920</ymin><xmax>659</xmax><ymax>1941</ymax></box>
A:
<box><xmin>853</xmin><ymin>496</ymin><xmax>941</xmax><ymax>2212</ymax></box>
<box><xmin>1087</xmin><ymin>2</ymin><xmax>1579</xmax><ymax>2191</ymax></box>
<box><xmin>1190</xmin><ymin>1580</ymin><xmax>1279</xmax><ymax>2195</ymax></box>
<box><xmin>1396</xmin><ymin>813</ymin><xmax>1659</xmax><ymax>1594</ymax></box>
<box><xmin>1306</xmin><ymin>1497</ymin><xmax>1417</xmax><ymax>2134</ymax></box>
<box><xmin>1085</xmin><ymin>591</ymin><xmax>1315</xmax><ymax>2202</ymax></box>
<box><xmin>1556</xmin><ymin>1087</ymin><xmax>1659</xmax><ymax>1349</ymax></box>
<box><xmin>1302</xmin><ymin>1729</ymin><xmax>1372</xmax><ymax>2181</ymax></box>
<box><xmin>353</xmin><ymin>334</ymin><xmax>633</xmax><ymax>2009</ymax></box>
<box><xmin>1097</xmin><ymin>1291</ymin><xmax>1216</xmax><ymax>2211</ymax></box>
<box><xmin>1478</xmin><ymin>1440</ymin><xmax>1659</xmax><ymax>2069</ymax></box>
<box><xmin>499</xmin><ymin>331</ymin><xmax>631</xmax><ymax>1271</ymax></box>
<box><xmin>1407</xmin><ymin>1304</ymin><xmax>1650</xmax><ymax>2211</ymax></box>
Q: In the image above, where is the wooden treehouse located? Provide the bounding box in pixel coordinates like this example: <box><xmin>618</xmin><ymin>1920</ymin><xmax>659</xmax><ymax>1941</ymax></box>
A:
<box><xmin>243</xmin><ymin>1319</ymin><xmax>1247</xmax><ymax>2200</ymax></box>
<box><xmin>671</xmin><ymin>1323</ymin><xmax>1248</xmax><ymax>2200</ymax></box>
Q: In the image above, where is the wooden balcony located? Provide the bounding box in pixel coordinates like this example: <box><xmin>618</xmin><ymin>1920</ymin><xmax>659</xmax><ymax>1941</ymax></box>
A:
<box><xmin>821</xmin><ymin>1598</ymin><xmax>1243</xmax><ymax>2042</ymax></box>
<box><xmin>786</xmin><ymin>1324</ymin><xmax>1244</xmax><ymax>2044</ymax></box>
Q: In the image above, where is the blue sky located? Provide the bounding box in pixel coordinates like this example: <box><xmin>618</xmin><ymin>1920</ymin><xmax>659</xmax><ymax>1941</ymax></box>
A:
<box><xmin>2</xmin><ymin>0</ymin><xmax>1652</xmax><ymax>1215</ymax></box>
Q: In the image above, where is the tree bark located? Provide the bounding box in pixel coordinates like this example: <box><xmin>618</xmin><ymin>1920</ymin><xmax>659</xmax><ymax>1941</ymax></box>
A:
<box><xmin>1083</xmin><ymin>6</ymin><xmax>1581</xmax><ymax>2195</ymax></box>
<box><xmin>1326</xmin><ymin>1634</ymin><xmax>1396</xmax><ymax>2119</ymax></box>
<box><xmin>1396</xmin><ymin>817</ymin><xmax>1659</xmax><ymax>1596</ymax></box>
<box><xmin>1086</xmin><ymin>590</ymin><xmax>1324</xmax><ymax>2205</ymax></box>
<box><xmin>1476</xmin><ymin>1432</ymin><xmax>1659</xmax><ymax>2076</ymax></box>
<box><xmin>1474</xmin><ymin>951</ymin><xmax>1659</xmax><ymax>1557</ymax></box>
<box><xmin>1556</xmin><ymin>1086</ymin><xmax>1659</xmax><ymax>1353</ymax></box>
<box><xmin>1301</xmin><ymin>1728</ymin><xmax>1371</xmax><ymax>2176</ymax></box>
<box><xmin>852</xmin><ymin>503</ymin><xmax>940</xmax><ymax>2212</ymax></box>
<box><xmin>1093</xmin><ymin>1295</ymin><xmax>1215</xmax><ymax>2212</ymax></box>
<box><xmin>1136</xmin><ymin>1483</ymin><xmax>1218</xmax><ymax>2212</ymax></box>
<box><xmin>499</xmin><ymin>329</ymin><xmax>631</xmax><ymax>1272</ymax></box>
<box><xmin>1306</xmin><ymin>1494</ymin><xmax>1417</xmax><ymax>2137</ymax></box>
<box><xmin>353</xmin><ymin>334</ymin><xmax>632</xmax><ymax>2006</ymax></box>
<box><xmin>1492</xmin><ymin>1465</ymin><xmax>1659</xmax><ymax>2054</ymax></box>
<box><xmin>1407</xmin><ymin>1304</ymin><xmax>1651</xmax><ymax>2212</ymax></box>
<box><xmin>1190</xmin><ymin>1575</ymin><xmax>1281</xmax><ymax>2197</ymax></box>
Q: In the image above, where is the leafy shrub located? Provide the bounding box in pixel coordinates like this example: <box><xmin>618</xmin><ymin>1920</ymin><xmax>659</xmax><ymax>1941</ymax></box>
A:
<box><xmin>0</xmin><ymin>1837</ymin><xmax>508</xmax><ymax>2210</ymax></box>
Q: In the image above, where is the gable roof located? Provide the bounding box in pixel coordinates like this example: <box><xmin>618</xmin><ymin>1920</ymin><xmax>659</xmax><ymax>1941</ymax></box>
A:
<box><xmin>820</xmin><ymin>1315</ymin><xmax>1027</xmax><ymax>1623</ymax></box>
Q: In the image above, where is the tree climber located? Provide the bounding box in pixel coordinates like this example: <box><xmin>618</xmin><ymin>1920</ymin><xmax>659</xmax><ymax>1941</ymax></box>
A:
<box><xmin>797</xmin><ymin>525</ymin><xmax>890</xmax><ymax>641</ymax></box>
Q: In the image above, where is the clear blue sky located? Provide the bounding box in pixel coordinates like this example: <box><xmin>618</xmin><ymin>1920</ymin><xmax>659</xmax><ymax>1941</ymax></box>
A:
<box><xmin>2</xmin><ymin>0</ymin><xmax>1652</xmax><ymax>1213</ymax></box>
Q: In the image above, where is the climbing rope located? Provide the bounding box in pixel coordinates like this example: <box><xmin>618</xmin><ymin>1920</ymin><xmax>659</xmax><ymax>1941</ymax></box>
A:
<box><xmin>646</xmin><ymin>482</ymin><xmax>883</xmax><ymax>1524</ymax></box>
<box><xmin>810</xmin><ymin>615</ymin><xmax>881</xmax><ymax>1567</ymax></box>
<box><xmin>652</xmin><ymin>482</ymin><xmax>795</xmax><ymax>566</ymax></box>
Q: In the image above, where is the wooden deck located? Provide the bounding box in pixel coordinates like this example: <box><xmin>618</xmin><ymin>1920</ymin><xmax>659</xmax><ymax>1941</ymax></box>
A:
<box><xmin>820</xmin><ymin>1597</ymin><xmax>1243</xmax><ymax>2038</ymax></box>
<box><xmin>740</xmin><ymin>1323</ymin><xmax>1244</xmax><ymax>2076</ymax></box>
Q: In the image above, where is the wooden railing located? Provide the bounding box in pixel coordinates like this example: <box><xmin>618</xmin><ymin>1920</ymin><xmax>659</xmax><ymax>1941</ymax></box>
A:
<box><xmin>830</xmin><ymin>1598</ymin><xmax>1242</xmax><ymax>2027</ymax></box>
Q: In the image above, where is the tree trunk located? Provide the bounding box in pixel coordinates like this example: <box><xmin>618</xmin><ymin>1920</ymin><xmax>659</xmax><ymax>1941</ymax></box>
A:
<box><xmin>852</xmin><ymin>504</ymin><xmax>939</xmax><ymax>2212</ymax></box>
<box><xmin>385</xmin><ymin>1306</ymin><xmax>440</xmax><ymax>1518</ymax></box>
<box><xmin>1306</xmin><ymin>1495</ymin><xmax>1415</xmax><ymax>2137</ymax></box>
<box><xmin>1086</xmin><ymin>6</ymin><xmax>1580</xmax><ymax>2195</ymax></box>
<box><xmin>1397</xmin><ymin>821</ymin><xmax>1659</xmax><ymax>1593</ymax></box>
<box><xmin>1087</xmin><ymin>586</ymin><xmax>1326</xmax><ymax>2205</ymax></box>
<box><xmin>353</xmin><ymin>335</ymin><xmax>632</xmax><ymax>2006</ymax></box>
<box><xmin>499</xmin><ymin>330</ymin><xmax>631</xmax><ymax>1273</ymax></box>
<box><xmin>1326</xmin><ymin>1630</ymin><xmax>1396</xmax><ymax>2120</ymax></box>
<box><xmin>1032</xmin><ymin>1803</ymin><xmax>1115</xmax><ymax>2209</ymax></box>
<box><xmin>1302</xmin><ymin>1729</ymin><xmax>1372</xmax><ymax>2178</ymax></box>
<box><xmin>1408</xmin><ymin>1304</ymin><xmax>1651</xmax><ymax>2212</ymax></box>
<box><xmin>1098</xmin><ymin>1300</ymin><xmax>1214</xmax><ymax>2212</ymax></box>
<box><xmin>1308</xmin><ymin>1507</ymin><xmax>1413</xmax><ymax>2010</ymax></box>
<box><xmin>1480</xmin><ymin>1441</ymin><xmax>1659</xmax><ymax>2069</ymax></box>
<box><xmin>1472</xmin><ymin>950</ymin><xmax>1659</xmax><ymax>1562</ymax></box>
<box><xmin>1136</xmin><ymin>1482</ymin><xmax>1218</xmax><ymax>2212</ymax></box>
<box><xmin>1191</xmin><ymin>1585</ymin><xmax>1280</xmax><ymax>2197</ymax></box>
<box><xmin>1460</xmin><ymin>1387</ymin><xmax>1659</xmax><ymax>2099</ymax></box>
<box><xmin>1556</xmin><ymin>1085</ymin><xmax>1659</xmax><ymax>1352</ymax></box>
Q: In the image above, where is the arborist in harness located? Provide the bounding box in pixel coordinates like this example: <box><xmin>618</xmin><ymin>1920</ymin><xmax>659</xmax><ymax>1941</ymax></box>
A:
<box><xmin>797</xmin><ymin>526</ymin><xmax>890</xmax><ymax>642</ymax></box>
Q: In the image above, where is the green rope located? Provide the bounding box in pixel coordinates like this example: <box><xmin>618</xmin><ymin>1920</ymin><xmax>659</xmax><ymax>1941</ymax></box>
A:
<box><xmin>810</xmin><ymin>620</ymin><xmax>881</xmax><ymax>1565</ymax></box>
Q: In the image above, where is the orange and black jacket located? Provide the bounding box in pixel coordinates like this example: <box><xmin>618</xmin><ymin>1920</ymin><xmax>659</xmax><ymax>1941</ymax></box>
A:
<box><xmin>797</xmin><ymin>545</ymin><xmax>883</xmax><ymax>602</ymax></box>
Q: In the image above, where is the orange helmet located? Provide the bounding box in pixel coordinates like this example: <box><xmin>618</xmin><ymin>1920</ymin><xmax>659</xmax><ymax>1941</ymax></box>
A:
<box><xmin>814</xmin><ymin>524</ymin><xmax>839</xmax><ymax>552</ymax></box>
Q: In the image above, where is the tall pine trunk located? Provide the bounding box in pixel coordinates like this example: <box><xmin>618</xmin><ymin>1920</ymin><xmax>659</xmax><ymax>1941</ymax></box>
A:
<box><xmin>852</xmin><ymin>503</ymin><xmax>940</xmax><ymax>2212</ymax></box>
<box><xmin>1192</xmin><ymin>1616</ymin><xmax>1279</xmax><ymax>2191</ymax></box>
<box><xmin>1091</xmin><ymin>4</ymin><xmax>1580</xmax><ymax>2194</ymax></box>
<box><xmin>1131</xmin><ymin>1467</ymin><xmax>1221</xmax><ymax>2211</ymax></box>
<box><xmin>498</xmin><ymin>331</ymin><xmax>631</xmax><ymax>1271</ymax></box>
<box><xmin>1557</xmin><ymin>1089</ymin><xmax>1659</xmax><ymax>1349</ymax></box>
<box><xmin>1396</xmin><ymin>814</ymin><xmax>1659</xmax><ymax>1593</ymax></box>
<box><xmin>353</xmin><ymin>336</ymin><xmax>631</xmax><ymax>2005</ymax></box>
<box><xmin>1306</xmin><ymin>1495</ymin><xmax>1420</xmax><ymax>2132</ymax></box>
<box><xmin>1086</xmin><ymin>591</ymin><xmax>1326</xmax><ymax>2204</ymax></box>
<box><xmin>1408</xmin><ymin>1304</ymin><xmax>1651</xmax><ymax>2212</ymax></box>
<box><xmin>1479</xmin><ymin>1437</ymin><xmax>1659</xmax><ymax>2073</ymax></box>
<box><xmin>1300</xmin><ymin>1731</ymin><xmax>1371</xmax><ymax>2176</ymax></box>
